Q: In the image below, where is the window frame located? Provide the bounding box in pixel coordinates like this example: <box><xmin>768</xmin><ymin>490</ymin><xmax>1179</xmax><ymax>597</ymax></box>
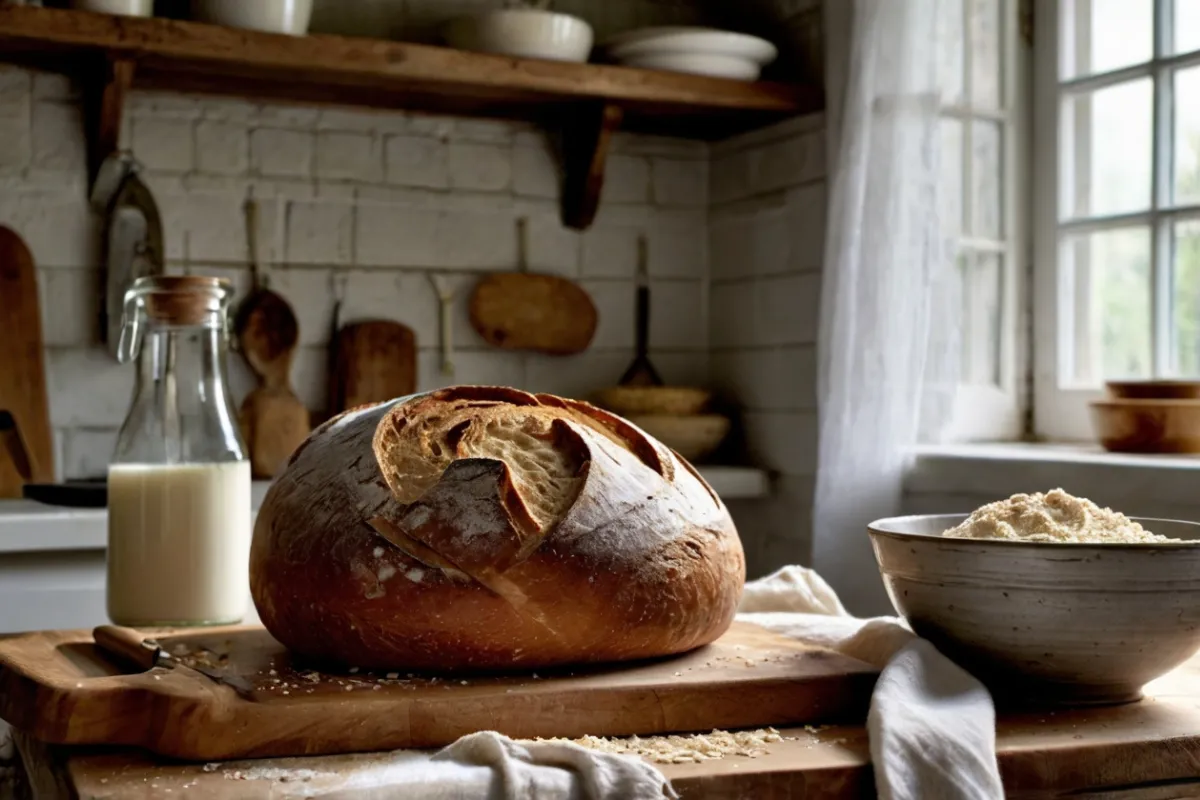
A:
<box><xmin>1033</xmin><ymin>0</ymin><xmax>1200</xmax><ymax>441</ymax></box>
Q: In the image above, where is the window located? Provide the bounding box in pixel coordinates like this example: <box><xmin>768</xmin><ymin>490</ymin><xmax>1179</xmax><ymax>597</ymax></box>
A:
<box><xmin>941</xmin><ymin>0</ymin><xmax>1029</xmax><ymax>441</ymax></box>
<box><xmin>1034</xmin><ymin>0</ymin><xmax>1200</xmax><ymax>440</ymax></box>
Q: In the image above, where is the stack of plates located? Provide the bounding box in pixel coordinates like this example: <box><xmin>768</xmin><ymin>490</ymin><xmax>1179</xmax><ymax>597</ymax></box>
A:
<box><xmin>602</xmin><ymin>26</ymin><xmax>778</xmax><ymax>81</ymax></box>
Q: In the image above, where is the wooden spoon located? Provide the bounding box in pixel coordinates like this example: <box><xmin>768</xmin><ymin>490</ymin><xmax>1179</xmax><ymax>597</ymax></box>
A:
<box><xmin>235</xmin><ymin>198</ymin><xmax>310</xmax><ymax>479</ymax></box>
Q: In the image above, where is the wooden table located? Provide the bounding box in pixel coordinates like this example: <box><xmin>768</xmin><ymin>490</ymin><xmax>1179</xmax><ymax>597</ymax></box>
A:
<box><xmin>8</xmin><ymin>655</ymin><xmax>1200</xmax><ymax>799</ymax></box>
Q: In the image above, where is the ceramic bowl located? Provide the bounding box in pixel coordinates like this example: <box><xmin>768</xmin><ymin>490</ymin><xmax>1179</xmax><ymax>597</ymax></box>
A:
<box><xmin>591</xmin><ymin>386</ymin><xmax>711</xmax><ymax>416</ymax></box>
<box><xmin>445</xmin><ymin>10</ymin><xmax>594</xmax><ymax>63</ymax></box>
<box><xmin>72</xmin><ymin>0</ymin><xmax>152</xmax><ymax>16</ymax></box>
<box><xmin>1090</xmin><ymin>399</ymin><xmax>1200</xmax><ymax>453</ymax></box>
<box><xmin>192</xmin><ymin>0</ymin><xmax>313</xmax><ymax>35</ymax></box>
<box><xmin>626</xmin><ymin>414</ymin><xmax>730</xmax><ymax>463</ymax></box>
<box><xmin>869</xmin><ymin>514</ymin><xmax>1200</xmax><ymax>706</ymax></box>
<box><xmin>1106</xmin><ymin>380</ymin><xmax>1200</xmax><ymax>400</ymax></box>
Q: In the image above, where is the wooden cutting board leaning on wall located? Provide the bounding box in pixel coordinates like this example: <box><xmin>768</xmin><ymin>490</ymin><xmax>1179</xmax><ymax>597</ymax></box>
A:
<box><xmin>0</xmin><ymin>226</ymin><xmax>54</xmax><ymax>497</ymax></box>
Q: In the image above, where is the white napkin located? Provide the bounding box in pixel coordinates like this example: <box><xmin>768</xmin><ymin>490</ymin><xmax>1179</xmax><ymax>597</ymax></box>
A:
<box><xmin>0</xmin><ymin>566</ymin><xmax>1002</xmax><ymax>800</ymax></box>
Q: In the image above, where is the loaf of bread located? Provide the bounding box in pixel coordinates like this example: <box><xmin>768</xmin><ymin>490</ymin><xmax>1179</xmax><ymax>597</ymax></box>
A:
<box><xmin>250</xmin><ymin>386</ymin><xmax>745</xmax><ymax>671</ymax></box>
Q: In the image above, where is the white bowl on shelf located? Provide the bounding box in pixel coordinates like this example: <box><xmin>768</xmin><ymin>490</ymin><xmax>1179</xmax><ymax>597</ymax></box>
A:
<box><xmin>72</xmin><ymin>0</ymin><xmax>152</xmax><ymax>16</ymax></box>
<box><xmin>192</xmin><ymin>0</ymin><xmax>313</xmax><ymax>35</ymax></box>
<box><xmin>444</xmin><ymin>9</ymin><xmax>594</xmax><ymax>63</ymax></box>
<box><xmin>603</xmin><ymin>26</ymin><xmax>777</xmax><ymax>81</ymax></box>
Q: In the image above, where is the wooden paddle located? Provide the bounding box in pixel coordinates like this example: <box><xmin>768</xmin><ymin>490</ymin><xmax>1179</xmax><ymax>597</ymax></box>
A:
<box><xmin>234</xmin><ymin>199</ymin><xmax>309</xmax><ymax>479</ymax></box>
<box><xmin>330</xmin><ymin>318</ymin><xmax>417</xmax><ymax>413</ymax></box>
<box><xmin>469</xmin><ymin>218</ymin><xmax>597</xmax><ymax>356</ymax></box>
<box><xmin>0</xmin><ymin>227</ymin><xmax>54</xmax><ymax>498</ymax></box>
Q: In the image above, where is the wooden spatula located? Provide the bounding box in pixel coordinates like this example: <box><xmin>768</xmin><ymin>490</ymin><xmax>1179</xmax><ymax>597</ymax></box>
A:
<box><xmin>234</xmin><ymin>199</ymin><xmax>309</xmax><ymax>479</ymax></box>
<box><xmin>619</xmin><ymin>235</ymin><xmax>662</xmax><ymax>387</ymax></box>
<box><xmin>330</xmin><ymin>319</ymin><xmax>417</xmax><ymax>413</ymax></box>
<box><xmin>0</xmin><ymin>226</ymin><xmax>54</xmax><ymax>498</ymax></box>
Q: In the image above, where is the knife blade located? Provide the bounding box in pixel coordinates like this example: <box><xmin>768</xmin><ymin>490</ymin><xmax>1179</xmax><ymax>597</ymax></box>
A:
<box><xmin>93</xmin><ymin>625</ymin><xmax>256</xmax><ymax>699</ymax></box>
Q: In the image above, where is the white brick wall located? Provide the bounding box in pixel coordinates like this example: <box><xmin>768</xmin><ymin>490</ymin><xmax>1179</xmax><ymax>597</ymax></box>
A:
<box><xmin>0</xmin><ymin>68</ymin><xmax>713</xmax><ymax>481</ymax></box>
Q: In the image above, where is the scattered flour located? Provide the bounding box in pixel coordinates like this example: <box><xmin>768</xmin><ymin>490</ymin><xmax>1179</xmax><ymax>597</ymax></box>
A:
<box><xmin>532</xmin><ymin>728</ymin><xmax>787</xmax><ymax>764</ymax></box>
<box><xmin>942</xmin><ymin>488</ymin><xmax>1180</xmax><ymax>543</ymax></box>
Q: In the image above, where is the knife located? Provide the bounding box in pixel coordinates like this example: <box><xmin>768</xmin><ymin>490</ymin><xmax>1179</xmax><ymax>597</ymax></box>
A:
<box><xmin>0</xmin><ymin>410</ymin><xmax>35</xmax><ymax>483</ymax></box>
<box><xmin>93</xmin><ymin>625</ymin><xmax>256</xmax><ymax>699</ymax></box>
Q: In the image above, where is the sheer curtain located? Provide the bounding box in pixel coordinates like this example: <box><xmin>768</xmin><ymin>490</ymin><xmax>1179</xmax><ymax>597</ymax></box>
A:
<box><xmin>812</xmin><ymin>0</ymin><xmax>959</xmax><ymax>616</ymax></box>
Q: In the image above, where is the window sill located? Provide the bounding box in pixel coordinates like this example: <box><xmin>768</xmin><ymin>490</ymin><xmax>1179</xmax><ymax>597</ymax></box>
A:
<box><xmin>905</xmin><ymin>442</ymin><xmax>1200</xmax><ymax>518</ymax></box>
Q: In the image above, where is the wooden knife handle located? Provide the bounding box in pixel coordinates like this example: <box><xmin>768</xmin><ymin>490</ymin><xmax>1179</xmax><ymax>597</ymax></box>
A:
<box><xmin>93</xmin><ymin>625</ymin><xmax>162</xmax><ymax>672</ymax></box>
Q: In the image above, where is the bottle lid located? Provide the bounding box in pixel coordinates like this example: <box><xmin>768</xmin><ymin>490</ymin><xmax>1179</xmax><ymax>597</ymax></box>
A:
<box><xmin>135</xmin><ymin>276</ymin><xmax>233</xmax><ymax>326</ymax></box>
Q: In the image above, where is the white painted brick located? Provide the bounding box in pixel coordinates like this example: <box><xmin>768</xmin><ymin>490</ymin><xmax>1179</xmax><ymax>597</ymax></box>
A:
<box><xmin>711</xmin><ymin>150</ymin><xmax>751</xmax><ymax>205</ymax></box>
<box><xmin>269</xmin><ymin>269</ymin><xmax>335</xmax><ymax>346</ymax></box>
<box><xmin>284</xmin><ymin>200</ymin><xmax>353</xmax><ymax>265</ymax></box>
<box><xmin>751</xmin><ymin>207</ymin><xmax>792</xmax><ymax>276</ymax></box>
<box><xmin>651</xmin><ymin>351</ymin><xmax>710</xmax><ymax>386</ymax></box>
<box><xmin>711</xmin><ymin>346</ymin><xmax>817</xmax><ymax>411</ymax></box>
<box><xmin>710</xmin><ymin>212</ymin><xmax>752</xmax><ymax>280</ymax></box>
<box><xmin>0</xmin><ymin>91</ymin><xmax>31</xmax><ymax>172</ymax></box>
<box><xmin>38</xmin><ymin>268</ymin><xmax>101</xmax><ymax>346</ymax></box>
<box><xmin>316</xmin><ymin>107</ymin><xmax>404</xmax><ymax>134</ymax></box>
<box><xmin>648</xmin><ymin>225</ymin><xmax>706</xmax><ymax>279</ymax></box>
<box><xmin>580</xmin><ymin>280</ymin><xmax>635</xmax><ymax>350</ymax></box>
<box><xmin>315</xmin><ymin>131</ymin><xmax>382</xmax><ymax>183</ymax></box>
<box><xmin>649</xmin><ymin>280</ymin><xmax>705</xmax><ymax>350</ymax></box>
<box><xmin>523</xmin><ymin>351</ymin><xmax>629</xmax><ymax>401</ymax></box>
<box><xmin>0</xmin><ymin>191</ymin><xmax>98</xmax><ymax>268</ymax></box>
<box><xmin>47</xmin><ymin>346</ymin><xmax>135</xmax><ymax>427</ymax></box>
<box><xmin>525</xmin><ymin>217</ymin><xmax>580</xmax><ymax>277</ymax></box>
<box><xmin>195</xmin><ymin>121</ymin><xmax>249</xmax><ymax>176</ymax></box>
<box><xmin>758</xmin><ymin>273</ymin><xmax>820</xmax><ymax>345</ymax></box>
<box><xmin>448</xmin><ymin>141</ymin><xmax>511</xmax><ymax>192</ymax></box>
<box><xmin>256</xmin><ymin>104</ymin><xmax>319</xmax><ymax>128</ymax></box>
<box><xmin>581</xmin><ymin>226</ymin><xmax>638</xmax><ymax>278</ymax></box>
<box><xmin>446</xmin><ymin>272</ymin><xmax>493</xmax><ymax>349</ymax></box>
<box><xmin>341</xmin><ymin>270</ymin><xmax>440</xmax><ymax>346</ymax></box>
<box><xmin>32</xmin><ymin>72</ymin><xmax>78</xmax><ymax>102</ymax></box>
<box><xmin>251</xmin><ymin>128</ymin><xmax>313</xmax><ymax>178</ymax></box>
<box><xmin>385</xmin><ymin>135</ymin><xmax>449</xmax><ymax>189</ymax></box>
<box><xmin>127</xmin><ymin>92</ymin><xmax>200</xmax><ymax>120</ymax></box>
<box><xmin>130</xmin><ymin>115</ymin><xmax>194</xmax><ymax>173</ymax></box>
<box><xmin>159</xmin><ymin>193</ymin><xmax>255</xmax><ymax>264</ymax></box>
<box><xmin>436</xmin><ymin>211</ymin><xmax>517</xmax><ymax>270</ymax></box>
<box><xmin>404</xmin><ymin>113</ymin><xmax>455</xmax><ymax>139</ymax></box>
<box><xmin>288</xmin><ymin>345</ymin><xmax>327</xmax><ymax>412</ymax></box>
<box><xmin>604</xmin><ymin>155</ymin><xmax>651</xmax><ymax>204</ymax></box>
<box><xmin>62</xmin><ymin>428</ymin><xmax>118</xmax><ymax>480</ymax></box>
<box><xmin>708</xmin><ymin>282</ymin><xmax>754</xmax><ymax>348</ymax></box>
<box><xmin>652</xmin><ymin>157</ymin><xmax>708</xmax><ymax>207</ymax></box>
<box><xmin>355</xmin><ymin>204</ymin><xmax>439</xmax><ymax>268</ymax></box>
<box><xmin>0</xmin><ymin>65</ymin><xmax>31</xmax><ymax>100</ymax></box>
<box><xmin>787</xmin><ymin>182</ymin><xmax>827</xmax><ymax>272</ymax></box>
<box><xmin>199</xmin><ymin>97</ymin><xmax>258</xmax><ymax>123</ymax></box>
<box><xmin>417</xmin><ymin>350</ymin><xmax>527</xmax><ymax>393</ymax></box>
<box><xmin>743</xmin><ymin>410</ymin><xmax>819</xmax><ymax>475</ymax></box>
<box><xmin>32</xmin><ymin>102</ymin><xmax>85</xmax><ymax>173</ymax></box>
<box><xmin>749</xmin><ymin>131</ymin><xmax>825</xmax><ymax>194</ymax></box>
<box><xmin>453</xmin><ymin>119</ymin><xmax>518</xmax><ymax>144</ymax></box>
<box><xmin>512</xmin><ymin>142</ymin><xmax>558</xmax><ymax>198</ymax></box>
<box><xmin>612</xmin><ymin>133</ymin><xmax>709</xmax><ymax>160</ymax></box>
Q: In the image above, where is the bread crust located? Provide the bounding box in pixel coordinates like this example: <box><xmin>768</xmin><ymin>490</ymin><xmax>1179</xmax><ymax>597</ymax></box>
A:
<box><xmin>250</xmin><ymin>386</ymin><xmax>745</xmax><ymax>671</ymax></box>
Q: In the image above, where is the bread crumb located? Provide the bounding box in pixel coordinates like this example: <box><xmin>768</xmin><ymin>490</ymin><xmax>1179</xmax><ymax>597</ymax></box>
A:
<box><xmin>944</xmin><ymin>489</ymin><xmax>1179</xmax><ymax>543</ymax></box>
<box><xmin>532</xmin><ymin>728</ymin><xmax>787</xmax><ymax>764</ymax></box>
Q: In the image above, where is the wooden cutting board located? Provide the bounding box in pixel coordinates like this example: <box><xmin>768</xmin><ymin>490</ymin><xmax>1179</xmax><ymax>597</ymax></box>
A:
<box><xmin>0</xmin><ymin>622</ymin><xmax>878</xmax><ymax>762</ymax></box>
<box><xmin>0</xmin><ymin>226</ymin><xmax>54</xmax><ymax>498</ymax></box>
<box><xmin>469</xmin><ymin>273</ymin><xmax>598</xmax><ymax>355</ymax></box>
<box><xmin>330</xmin><ymin>320</ymin><xmax>416</xmax><ymax>413</ymax></box>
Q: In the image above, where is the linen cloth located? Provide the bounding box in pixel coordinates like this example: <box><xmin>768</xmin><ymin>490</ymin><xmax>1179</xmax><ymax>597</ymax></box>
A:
<box><xmin>0</xmin><ymin>566</ymin><xmax>1002</xmax><ymax>799</ymax></box>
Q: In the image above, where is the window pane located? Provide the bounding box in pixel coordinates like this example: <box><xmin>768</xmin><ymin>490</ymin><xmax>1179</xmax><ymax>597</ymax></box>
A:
<box><xmin>1174</xmin><ymin>220</ymin><xmax>1200</xmax><ymax>376</ymax></box>
<box><xmin>963</xmin><ymin>251</ymin><xmax>1003</xmax><ymax>385</ymax></box>
<box><xmin>1063</xmin><ymin>79</ymin><xmax>1153</xmax><ymax>217</ymax></box>
<box><xmin>941</xmin><ymin>117</ymin><xmax>964</xmax><ymax>236</ymax></box>
<box><xmin>972</xmin><ymin>120</ymin><xmax>1003</xmax><ymax>238</ymax></box>
<box><xmin>938</xmin><ymin>0</ymin><xmax>965</xmax><ymax>104</ymax></box>
<box><xmin>1176</xmin><ymin>66</ymin><xmax>1200</xmax><ymax>205</ymax></box>
<box><xmin>970</xmin><ymin>0</ymin><xmax>1003</xmax><ymax>108</ymax></box>
<box><xmin>1176</xmin><ymin>0</ymin><xmax>1200</xmax><ymax>54</ymax></box>
<box><xmin>1062</xmin><ymin>0</ymin><xmax>1153</xmax><ymax>79</ymax></box>
<box><xmin>1063</xmin><ymin>227</ymin><xmax>1152</xmax><ymax>384</ymax></box>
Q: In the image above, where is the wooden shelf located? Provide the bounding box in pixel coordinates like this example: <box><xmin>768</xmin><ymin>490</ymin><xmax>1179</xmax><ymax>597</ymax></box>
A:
<box><xmin>0</xmin><ymin>6</ymin><xmax>821</xmax><ymax>228</ymax></box>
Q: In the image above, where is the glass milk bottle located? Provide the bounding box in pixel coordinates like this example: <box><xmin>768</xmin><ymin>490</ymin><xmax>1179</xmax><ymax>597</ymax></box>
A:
<box><xmin>108</xmin><ymin>276</ymin><xmax>252</xmax><ymax>627</ymax></box>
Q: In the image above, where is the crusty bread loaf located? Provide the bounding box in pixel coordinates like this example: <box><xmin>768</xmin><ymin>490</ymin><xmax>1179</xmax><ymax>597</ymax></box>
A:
<box><xmin>250</xmin><ymin>386</ymin><xmax>745</xmax><ymax>671</ymax></box>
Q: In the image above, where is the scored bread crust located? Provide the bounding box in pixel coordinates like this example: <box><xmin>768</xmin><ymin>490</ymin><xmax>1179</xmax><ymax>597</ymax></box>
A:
<box><xmin>250</xmin><ymin>386</ymin><xmax>745</xmax><ymax>671</ymax></box>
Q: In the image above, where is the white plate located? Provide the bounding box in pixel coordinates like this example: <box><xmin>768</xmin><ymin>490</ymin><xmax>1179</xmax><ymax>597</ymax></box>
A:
<box><xmin>604</xmin><ymin>26</ymin><xmax>777</xmax><ymax>66</ymax></box>
<box><xmin>620</xmin><ymin>53</ymin><xmax>762</xmax><ymax>81</ymax></box>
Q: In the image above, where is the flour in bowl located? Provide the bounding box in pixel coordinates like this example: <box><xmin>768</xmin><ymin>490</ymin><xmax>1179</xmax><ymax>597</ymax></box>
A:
<box><xmin>942</xmin><ymin>488</ymin><xmax>1180</xmax><ymax>543</ymax></box>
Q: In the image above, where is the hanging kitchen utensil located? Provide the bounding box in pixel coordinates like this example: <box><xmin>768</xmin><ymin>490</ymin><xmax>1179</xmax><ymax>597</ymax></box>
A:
<box><xmin>618</xmin><ymin>235</ymin><xmax>662</xmax><ymax>386</ymax></box>
<box><xmin>0</xmin><ymin>226</ymin><xmax>54</xmax><ymax>499</ymax></box>
<box><xmin>103</xmin><ymin>161</ymin><xmax>164</xmax><ymax>360</ymax></box>
<box><xmin>468</xmin><ymin>217</ymin><xmax>598</xmax><ymax>356</ymax></box>
<box><xmin>330</xmin><ymin>320</ymin><xmax>418</xmax><ymax>413</ymax></box>
<box><xmin>428</xmin><ymin>273</ymin><xmax>458</xmax><ymax>377</ymax></box>
<box><xmin>234</xmin><ymin>198</ymin><xmax>310</xmax><ymax>479</ymax></box>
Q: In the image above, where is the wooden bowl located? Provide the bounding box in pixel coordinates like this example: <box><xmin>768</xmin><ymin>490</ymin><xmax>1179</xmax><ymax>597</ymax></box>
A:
<box><xmin>591</xmin><ymin>386</ymin><xmax>712</xmax><ymax>416</ymax></box>
<box><xmin>1106</xmin><ymin>380</ymin><xmax>1200</xmax><ymax>400</ymax></box>
<box><xmin>870</xmin><ymin>514</ymin><xmax>1200</xmax><ymax>706</ymax></box>
<box><xmin>626</xmin><ymin>414</ymin><xmax>730</xmax><ymax>463</ymax></box>
<box><xmin>1090</xmin><ymin>399</ymin><xmax>1200</xmax><ymax>454</ymax></box>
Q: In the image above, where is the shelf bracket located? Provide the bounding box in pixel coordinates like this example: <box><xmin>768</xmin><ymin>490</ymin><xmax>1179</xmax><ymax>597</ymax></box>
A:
<box><xmin>84</xmin><ymin>56</ymin><xmax>136</xmax><ymax>192</ymax></box>
<box><xmin>561</xmin><ymin>103</ymin><xmax>623</xmax><ymax>231</ymax></box>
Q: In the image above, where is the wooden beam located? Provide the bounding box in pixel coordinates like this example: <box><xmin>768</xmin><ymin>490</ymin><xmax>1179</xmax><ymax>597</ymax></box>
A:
<box><xmin>561</xmin><ymin>103</ymin><xmax>623</xmax><ymax>231</ymax></box>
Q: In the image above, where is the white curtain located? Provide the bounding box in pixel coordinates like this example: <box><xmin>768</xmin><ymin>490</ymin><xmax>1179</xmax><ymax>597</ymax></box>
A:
<box><xmin>813</xmin><ymin>0</ymin><xmax>960</xmax><ymax>616</ymax></box>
